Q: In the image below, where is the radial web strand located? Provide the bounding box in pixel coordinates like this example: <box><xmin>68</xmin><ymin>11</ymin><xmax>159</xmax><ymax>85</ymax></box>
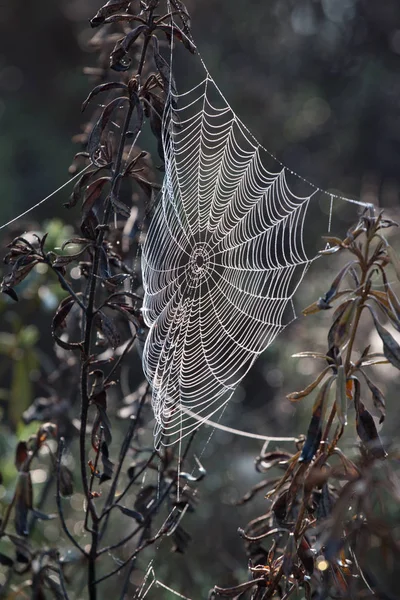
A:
<box><xmin>141</xmin><ymin>49</ymin><xmax>372</xmax><ymax>446</ymax></box>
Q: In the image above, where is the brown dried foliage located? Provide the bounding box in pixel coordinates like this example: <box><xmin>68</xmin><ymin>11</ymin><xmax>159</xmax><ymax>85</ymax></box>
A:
<box><xmin>213</xmin><ymin>211</ymin><xmax>400</xmax><ymax>599</ymax></box>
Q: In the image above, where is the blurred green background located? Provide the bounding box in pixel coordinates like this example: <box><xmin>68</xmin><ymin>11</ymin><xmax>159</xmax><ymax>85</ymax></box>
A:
<box><xmin>1</xmin><ymin>1</ymin><xmax>400</xmax><ymax>598</ymax></box>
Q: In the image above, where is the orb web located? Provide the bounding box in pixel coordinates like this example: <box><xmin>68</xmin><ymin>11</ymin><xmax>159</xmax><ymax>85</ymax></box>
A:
<box><xmin>141</xmin><ymin>52</ymin><xmax>371</xmax><ymax>446</ymax></box>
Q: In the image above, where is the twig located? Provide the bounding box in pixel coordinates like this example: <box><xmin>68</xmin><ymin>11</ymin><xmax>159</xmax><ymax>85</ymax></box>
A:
<box><xmin>57</xmin><ymin>558</ymin><xmax>71</xmax><ymax>600</ymax></box>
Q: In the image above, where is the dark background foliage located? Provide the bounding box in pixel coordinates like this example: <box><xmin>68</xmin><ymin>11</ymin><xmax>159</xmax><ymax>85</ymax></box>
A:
<box><xmin>0</xmin><ymin>1</ymin><xmax>400</xmax><ymax>598</ymax></box>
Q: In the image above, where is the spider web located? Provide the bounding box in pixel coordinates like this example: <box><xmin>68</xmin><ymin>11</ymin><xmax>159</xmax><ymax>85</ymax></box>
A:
<box><xmin>0</xmin><ymin>18</ymin><xmax>371</xmax><ymax>449</ymax></box>
<box><xmin>141</xmin><ymin>43</ymin><xmax>371</xmax><ymax>446</ymax></box>
<box><xmin>135</xmin><ymin>563</ymin><xmax>193</xmax><ymax>600</ymax></box>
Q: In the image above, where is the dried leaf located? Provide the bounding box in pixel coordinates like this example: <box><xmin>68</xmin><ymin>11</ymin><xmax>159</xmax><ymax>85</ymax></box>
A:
<box><xmin>81</xmin><ymin>209</ymin><xmax>99</xmax><ymax>241</ymax></box>
<box><xmin>15</xmin><ymin>472</ymin><xmax>33</xmax><ymax>536</ymax></box>
<box><xmin>81</xmin><ymin>82</ymin><xmax>127</xmax><ymax>112</ymax></box>
<box><xmin>88</xmin><ymin>97</ymin><xmax>129</xmax><ymax>165</ymax></box>
<box><xmin>328</xmin><ymin>299</ymin><xmax>358</xmax><ymax>349</ymax></box>
<box><xmin>335</xmin><ymin>366</ymin><xmax>347</xmax><ymax>426</ymax></box>
<box><xmin>299</xmin><ymin>376</ymin><xmax>335</xmax><ymax>462</ymax></box>
<box><xmin>121</xmin><ymin>25</ymin><xmax>148</xmax><ymax>53</ymax></box>
<box><xmin>110</xmin><ymin>41</ymin><xmax>132</xmax><ymax>72</ymax></box>
<box><xmin>303</xmin><ymin>292</ymin><xmax>355</xmax><ymax>314</ymax></box>
<box><xmin>369</xmin><ymin>289</ymin><xmax>390</xmax><ymax>310</ymax></box>
<box><xmin>91</xmin><ymin>390</ymin><xmax>112</xmax><ymax>448</ymax></box>
<box><xmin>287</xmin><ymin>365</ymin><xmax>332</xmax><ymax>402</ymax></box>
<box><xmin>52</xmin><ymin>296</ymin><xmax>83</xmax><ymax>352</ymax></box>
<box><xmin>292</xmin><ymin>351</ymin><xmax>331</xmax><ymax>360</ymax></box>
<box><xmin>134</xmin><ymin>174</ymin><xmax>160</xmax><ymax>199</ymax></box>
<box><xmin>318</xmin><ymin>261</ymin><xmax>356</xmax><ymax>309</ymax></box>
<box><xmin>90</xmin><ymin>0</ymin><xmax>131</xmax><ymax>27</ymax></box>
<box><xmin>52</xmin><ymin>245</ymin><xmax>90</xmax><ymax>268</ymax></box>
<box><xmin>52</xmin><ymin>296</ymin><xmax>74</xmax><ymax>330</ymax></box>
<box><xmin>321</xmin><ymin>236</ymin><xmax>343</xmax><ymax>247</ymax></box>
<box><xmin>106</xmin><ymin>302</ymin><xmax>142</xmax><ymax>327</ymax></box>
<box><xmin>65</xmin><ymin>167</ymin><xmax>104</xmax><ymax>209</ymax></box>
<box><xmin>369</xmin><ymin>291</ymin><xmax>400</xmax><ymax>333</ymax></box>
<box><xmin>99</xmin><ymin>441</ymin><xmax>114</xmax><ymax>484</ymax></box>
<box><xmin>103</xmin><ymin>274</ymin><xmax>131</xmax><ymax>291</ymax></box>
<box><xmin>333</xmin><ymin>448</ymin><xmax>359</xmax><ymax>480</ymax></box>
<box><xmin>2</xmin><ymin>257</ymin><xmax>39</xmax><ymax>291</ymax></box>
<box><xmin>95</xmin><ymin>311</ymin><xmax>120</xmax><ymax>349</ymax></box>
<box><xmin>15</xmin><ymin>441</ymin><xmax>28</xmax><ymax>470</ymax></box>
<box><xmin>356</xmin><ymin>401</ymin><xmax>386</xmax><ymax>459</ymax></box>
<box><xmin>358</xmin><ymin>355</ymin><xmax>389</xmax><ymax>367</ymax></box>
<box><xmin>360</xmin><ymin>370</ymin><xmax>386</xmax><ymax>423</ymax></box>
<box><xmin>59</xmin><ymin>464</ymin><xmax>74</xmax><ymax>497</ymax></box>
<box><xmin>2</xmin><ymin>285</ymin><xmax>19</xmax><ymax>301</ymax></box>
<box><xmin>82</xmin><ymin>177</ymin><xmax>111</xmax><ymax>217</ymax></box>
<box><xmin>302</xmin><ymin>299</ymin><xmax>324</xmax><ymax>315</ymax></box>
<box><xmin>61</xmin><ymin>237</ymin><xmax>93</xmax><ymax>250</ymax></box>
<box><xmin>370</xmin><ymin>308</ymin><xmax>400</xmax><ymax>370</ymax></box>
<box><xmin>319</xmin><ymin>244</ymin><xmax>342</xmax><ymax>255</ymax></box>
<box><xmin>7</xmin><ymin>534</ymin><xmax>31</xmax><ymax>564</ymax></box>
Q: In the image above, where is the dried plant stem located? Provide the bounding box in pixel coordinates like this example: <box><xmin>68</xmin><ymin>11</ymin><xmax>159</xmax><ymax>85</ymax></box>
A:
<box><xmin>80</xmin><ymin>98</ymin><xmax>136</xmax><ymax>600</ymax></box>
<box><xmin>322</xmin><ymin>242</ymin><xmax>371</xmax><ymax>446</ymax></box>
<box><xmin>79</xmin><ymin>14</ymin><xmax>157</xmax><ymax>596</ymax></box>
